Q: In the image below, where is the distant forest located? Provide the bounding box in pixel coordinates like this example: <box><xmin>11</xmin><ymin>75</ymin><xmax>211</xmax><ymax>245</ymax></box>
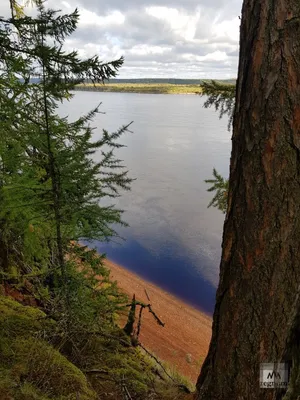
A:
<box><xmin>29</xmin><ymin>77</ymin><xmax>236</xmax><ymax>85</ymax></box>
<box><xmin>102</xmin><ymin>78</ymin><xmax>237</xmax><ymax>85</ymax></box>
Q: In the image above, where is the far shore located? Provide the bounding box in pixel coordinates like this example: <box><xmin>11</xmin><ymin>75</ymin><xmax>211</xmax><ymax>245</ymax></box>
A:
<box><xmin>74</xmin><ymin>83</ymin><xmax>203</xmax><ymax>95</ymax></box>
<box><xmin>104</xmin><ymin>258</ymin><xmax>212</xmax><ymax>383</ymax></box>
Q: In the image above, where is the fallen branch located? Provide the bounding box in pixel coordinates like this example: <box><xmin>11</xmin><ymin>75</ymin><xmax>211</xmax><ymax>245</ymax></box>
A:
<box><xmin>84</xmin><ymin>369</ymin><xmax>109</xmax><ymax>375</ymax></box>
<box><xmin>122</xmin><ymin>377</ymin><xmax>133</xmax><ymax>400</ymax></box>
<box><xmin>138</xmin><ymin>343</ymin><xmax>191</xmax><ymax>394</ymax></box>
<box><xmin>125</xmin><ymin>300</ymin><xmax>165</xmax><ymax>327</ymax></box>
<box><xmin>147</xmin><ymin>304</ymin><xmax>165</xmax><ymax>327</ymax></box>
<box><xmin>124</xmin><ymin>294</ymin><xmax>136</xmax><ymax>336</ymax></box>
<box><xmin>86</xmin><ymin>330</ymin><xmax>131</xmax><ymax>347</ymax></box>
<box><xmin>144</xmin><ymin>288</ymin><xmax>151</xmax><ymax>302</ymax></box>
<box><xmin>136</xmin><ymin>305</ymin><xmax>143</xmax><ymax>338</ymax></box>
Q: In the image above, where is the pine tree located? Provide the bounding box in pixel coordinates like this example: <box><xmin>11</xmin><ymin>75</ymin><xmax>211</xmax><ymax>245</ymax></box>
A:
<box><xmin>0</xmin><ymin>1</ymin><xmax>132</xmax><ymax>289</ymax></box>
<box><xmin>201</xmin><ymin>80</ymin><xmax>236</xmax><ymax>213</ymax></box>
<box><xmin>201</xmin><ymin>80</ymin><xmax>236</xmax><ymax>129</ymax></box>
<box><xmin>204</xmin><ymin>168</ymin><xmax>229</xmax><ymax>214</ymax></box>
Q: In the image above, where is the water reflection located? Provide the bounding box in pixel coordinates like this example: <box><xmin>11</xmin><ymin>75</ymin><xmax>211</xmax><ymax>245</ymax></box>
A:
<box><xmin>94</xmin><ymin>237</ymin><xmax>217</xmax><ymax>315</ymax></box>
<box><xmin>61</xmin><ymin>92</ymin><xmax>231</xmax><ymax>314</ymax></box>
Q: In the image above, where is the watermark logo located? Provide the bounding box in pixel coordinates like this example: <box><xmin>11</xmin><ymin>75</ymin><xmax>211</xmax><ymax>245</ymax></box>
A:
<box><xmin>260</xmin><ymin>362</ymin><xmax>290</xmax><ymax>389</ymax></box>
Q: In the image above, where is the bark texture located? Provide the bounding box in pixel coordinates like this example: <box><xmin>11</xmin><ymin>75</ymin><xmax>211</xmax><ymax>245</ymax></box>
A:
<box><xmin>196</xmin><ymin>1</ymin><xmax>300</xmax><ymax>399</ymax></box>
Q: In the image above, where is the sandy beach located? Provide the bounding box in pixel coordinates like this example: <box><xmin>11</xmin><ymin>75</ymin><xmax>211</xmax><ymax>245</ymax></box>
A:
<box><xmin>104</xmin><ymin>259</ymin><xmax>212</xmax><ymax>383</ymax></box>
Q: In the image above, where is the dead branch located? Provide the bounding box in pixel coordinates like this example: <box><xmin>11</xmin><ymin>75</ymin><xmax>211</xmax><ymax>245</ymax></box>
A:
<box><xmin>84</xmin><ymin>369</ymin><xmax>109</xmax><ymax>375</ymax></box>
<box><xmin>136</xmin><ymin>305</ymin><xmax>143</xmax><ymax>338</ymax></box>
<box><xmin>147</xmin><ymin>304</ymin><xmax>165</xmax><ymax>327</ymax></box>
<box><xmin>144</xmin><ymin>288</ymin><xmax>151</xmax><ymax>302</ymax></box>
<box><xmin>125</xmin><ymin>300</ymin><xmax>165</xmax><ymax>327</ymax></box>
<box><xmin>138</xmin><ymin>343</ymin><xmax>191</xmax><ymax>394</ymax></box>
<box><xmin>85</xmin><ymin>330</ymin><xmax>131</xmax><ymax>347</ymax></box>
<box><xmin>122</xmin><ymin>374</ymin><xmax>133</xmax><ymax>400</ymax></box>
<box><xmin>123</xmin><ymin>294</ymin><xmax>136</xmax><ymax>336</ymax></box>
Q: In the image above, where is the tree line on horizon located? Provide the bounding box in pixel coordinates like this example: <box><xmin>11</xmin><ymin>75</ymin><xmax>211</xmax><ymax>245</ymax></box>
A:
<box><xmin>91</xmin><ymin>77</ymin><xmax>237</xmax><ymax>85</ymax></box>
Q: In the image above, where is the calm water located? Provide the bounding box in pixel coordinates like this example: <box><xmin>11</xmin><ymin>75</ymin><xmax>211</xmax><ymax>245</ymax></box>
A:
<box><xmin>60</xmin><ymin>91</ymin><xmax>231</xmax><ymax>314</ymax></box>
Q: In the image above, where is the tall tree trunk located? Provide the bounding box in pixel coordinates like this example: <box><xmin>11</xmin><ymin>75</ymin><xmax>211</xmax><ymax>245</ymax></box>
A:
<box><xmin>40</xmin><ymin>27</ymin><xmax>66</xmax><ymax>284</ymax></box>
<box><xmin>196</xmin><ymin>1</ymin><xmax>300</xmax><ymax>399</ymax></box>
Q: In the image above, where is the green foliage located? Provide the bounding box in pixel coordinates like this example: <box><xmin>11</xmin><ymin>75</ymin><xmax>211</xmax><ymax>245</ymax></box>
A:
<box><xmin>201</xmin><ymin>80</ymin><xmax>235</xmax><ymax>213</ymax></box>
<box><xmin>0</xmin><ymin>0</ymin><xmax>132</xmax><ymax>285</ymax></box>
<box><xmin>52</xmin><ymin>245</ymin><xmax>129</xmax><ymax>336</ymax></box>
<box><xmin>201</xmin><ymin>80</ymin><xmax>236</xmax><ymax>130</ymax></box>
<box><xmin>205</xmin><ymin>168</ymin><xmax>229</xmax><ymax>214</ymax></box>
<box><xmin>0</xmin><ymin>4</ymin><xmax>195</xmax><ymax>399</ymax></box>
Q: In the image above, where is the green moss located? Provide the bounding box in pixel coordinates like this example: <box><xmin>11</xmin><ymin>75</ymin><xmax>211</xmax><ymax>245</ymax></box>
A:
<box><xmin>0</xmin><ymin>295</ymin><xmax>48</xmax><ymax>338</ymax></box>
<box><xmin>0</xmin><ymin>292</ymin><xmax>192</xmax><ymax>400</ymax></box>
<box><xmin>0</xmin><ymin>373</ymin><xmax>14</xmax><ymax>400</ymax></box>
<box><xmin>0</xmin><ymin>296</ymin><xmax>97</xmax><ymax>400</ymax></box>
<box><xmin>14</xmin><ymin>338</ymin><xmax>96</xmax><ymax>399</ymax></box>
<box><xmin>14</xmin><ymin>383</ymin><xmax>51</xmax><ymax>400</ymax></box>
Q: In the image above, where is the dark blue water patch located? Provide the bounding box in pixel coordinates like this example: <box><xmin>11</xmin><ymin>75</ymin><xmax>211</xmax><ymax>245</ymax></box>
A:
<box><xmin>88</xmin><ymin>238</ymin><xmax>216</xmax><ymax>315</ymax></box>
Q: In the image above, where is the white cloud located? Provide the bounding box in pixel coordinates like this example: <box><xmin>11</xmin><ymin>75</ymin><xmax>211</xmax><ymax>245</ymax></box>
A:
<box><xmin>79</xmin><ymin>9</ymin><xmax>125</xmax><ymax>27</ymax></box>
<box><xmin>128</xmin><ymin>44</ymin><xmax>172</xmax><ymax>56</ymax></box>
<box><xmin>212</xmin><ymin>16</ymin><xmax>240</xmax><ymax>43</ymax></box>
<box><xmin>182</xmin><ymin>50</ymin><xmax>228</xmax><ymax>62</ymax></box>
<box><xmin>0</xmin><ymin>0</ymin><xmax>242</xmax><ymax>78</ymax></box>
<box><xmin>145</xmin><ymin>6</ymin><xmax>200</xmax><ymax>41</ymax></box>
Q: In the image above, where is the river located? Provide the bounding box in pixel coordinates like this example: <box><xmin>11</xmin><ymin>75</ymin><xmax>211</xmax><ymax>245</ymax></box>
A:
<box><xmin>60</xmin><ymin>91</ymin><xmax>231</xmax><ymax>314</ymax></box>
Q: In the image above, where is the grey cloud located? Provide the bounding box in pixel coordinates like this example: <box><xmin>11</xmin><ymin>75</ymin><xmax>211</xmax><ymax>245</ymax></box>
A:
<box><xmin>227</xmin><ymin>49</ymin><xmax>239</xmax><ymax>57</ymax></box>
<box><xmin>73</xmin><ymin>9</ymin><xmax>178</xmax><ymax>48</ymax></box>
<box><xmin>1</xmin><ymin>0</ymin><xmax>242</xmax><ymax>78</ymax></box>
<box><xmin>66</xmin><ymin>0</ymin><xmax>240</xmax><ymax>78</ymax></box>
<box><xmin>123</xmin><ymin>59</ymin><xmax>238</xmax><ymax>71</ymax></box>
<box><xmin>74</xmin><ymin>0</ymin><xmax>236</xmax><ymax>14</ymax></box>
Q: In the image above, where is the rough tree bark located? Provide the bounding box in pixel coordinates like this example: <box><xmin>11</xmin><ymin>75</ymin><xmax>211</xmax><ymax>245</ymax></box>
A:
<box><xmin>196</xmin><ymin>1</ymin><xmax>300</xmax><ymax>399</ymax></box>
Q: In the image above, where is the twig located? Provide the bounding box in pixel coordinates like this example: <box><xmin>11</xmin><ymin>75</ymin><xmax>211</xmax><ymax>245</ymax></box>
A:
<box><xmin>144</xmin><ymin>288</ymin><xmax>151</xmax><ymax>302</ymax></box>
<box><xmin>86</xmin><ymin>330</ymin><xmax>131</xmax><ymax>347</ymax></box>
<box><xmin>84</xmin><ymin>369</ymin><xmax>109</xmax><ymax>375</ymax></box>
<box><xmin>123</xmin><ymin>384</ymin><xmax>133</xmax><ymax>400</ymax></box>
<box><xmin>125</xmin><ymin>301</ymin><xmax>165</xmax><ymax>327</ymax></box>
<box><xmin>138</xmin><ymin>343</ymin><xmax>191</xmax><ymax>394</ymax></box>
<box><xmin>122</xmin><ymin>374</ymin><xmax>133</xmax><ymax>400</ymax></box>
<box><xmin>136</xmin><ymin>306</ymin><xmax>143</xmax><ymax>338</ymax></box>
<box><xmin>147</xmin><ymin>304</ymin><xmax>165</xmax><ymax>327</ymax></box>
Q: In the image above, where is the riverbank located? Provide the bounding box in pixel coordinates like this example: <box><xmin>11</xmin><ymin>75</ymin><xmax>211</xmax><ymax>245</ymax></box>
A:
<box><xmin>104</xmin><ymin>259</ymin><xmax>212</xmax><ymax>383</ymax></box>
<box><xmin>75</xmin><ymin>83</ymin><xmax>202</xmax><ymax>95</ymax></box>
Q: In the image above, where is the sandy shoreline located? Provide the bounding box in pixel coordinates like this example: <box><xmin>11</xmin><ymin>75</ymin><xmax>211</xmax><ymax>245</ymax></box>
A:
<box><xmin>104</xmin><ymin>259</ymin><xmax>212</xmax><ymax>383</ymax></box>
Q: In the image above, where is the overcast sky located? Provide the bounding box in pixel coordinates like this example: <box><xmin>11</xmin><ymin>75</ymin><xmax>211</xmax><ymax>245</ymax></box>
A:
<box><xmin>2</xmin><ymin>0</ymin><xmax>242</xmax><ymax>79</ymax></box>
